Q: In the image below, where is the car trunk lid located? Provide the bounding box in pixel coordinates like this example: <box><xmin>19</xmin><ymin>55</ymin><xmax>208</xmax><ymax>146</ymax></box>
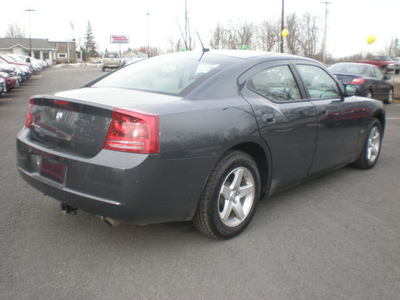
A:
<box><xmin>27</xmin><ymin>87</ymin><xmax>180</xmax><ymax>157</ymax></box>
<box><xmin>333</xmin><ymin>73</ymin><xmax>359</xmax><ymax>85</ymax></box>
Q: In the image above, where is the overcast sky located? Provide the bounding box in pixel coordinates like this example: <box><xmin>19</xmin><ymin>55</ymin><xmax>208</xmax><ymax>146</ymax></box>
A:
<box><xmin>2</xmin><ymin>0</ymin><xmax>399</xmax><ymax>57</ymax></box>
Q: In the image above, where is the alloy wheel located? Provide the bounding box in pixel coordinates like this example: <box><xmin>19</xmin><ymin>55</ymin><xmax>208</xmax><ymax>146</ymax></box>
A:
<box><xmin>218</xmin><ymin>167</ymin><xmax>255</xmax><ymax>227</ymax></box>
<box><xmin>366</xmin><ymin>126</ymin><xmax>381</xmax><ymax>164</ymax></box>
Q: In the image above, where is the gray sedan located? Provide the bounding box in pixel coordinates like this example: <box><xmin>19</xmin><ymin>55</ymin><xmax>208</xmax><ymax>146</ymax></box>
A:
<box><xmin>16</xmin><ymin>51</ymin><xmax>385</xmax><ymax>239</ymax></box>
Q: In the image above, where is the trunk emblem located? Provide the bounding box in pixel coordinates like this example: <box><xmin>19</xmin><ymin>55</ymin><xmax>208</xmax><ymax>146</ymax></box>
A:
<box><xmin>56</xmin><ymin>111</ymin><xmax>64</xmax><ymax>121</ymax></box>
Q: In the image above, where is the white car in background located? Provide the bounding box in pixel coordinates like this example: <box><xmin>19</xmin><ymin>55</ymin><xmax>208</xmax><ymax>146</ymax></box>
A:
<box><xmin>101</xmin><ymin>52</ymin><xmax>122</xmax><ymax>71</ymax></box>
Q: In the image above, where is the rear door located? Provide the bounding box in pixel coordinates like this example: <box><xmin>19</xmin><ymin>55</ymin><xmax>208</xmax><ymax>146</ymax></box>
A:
<box><xmin>239</xmin><ymin>60</ymin><xmax>318</xmax><ymax>192</ymax></box>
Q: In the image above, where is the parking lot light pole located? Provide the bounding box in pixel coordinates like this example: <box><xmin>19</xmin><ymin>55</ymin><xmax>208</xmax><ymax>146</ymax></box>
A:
<box><xmin>281</xmin><ymin>0</ymin><xmax>284</xmax><ymax>53</ymax></box>
<box><xmin>321</xmin><ymin>1</ymin><xmax>331</xmax><ymax>64</ymax></box>
<box><xmin>24</xmin><ymin>9</ymin><xmax>35</xmax><ymax>57</ymax></box>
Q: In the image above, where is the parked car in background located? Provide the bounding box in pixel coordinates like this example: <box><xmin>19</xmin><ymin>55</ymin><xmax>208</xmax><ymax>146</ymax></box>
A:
<box><xmin>0</xmin><ymin>77</ymin><xmax>5</xmax><ymax>95</ymax></box>
<box><xmin>101</xmin><ymin>52</ymin><xmax>122</xmax><ymax>71</ymax></box>
<box><xmin>0</xmin><ymin>62</ymin><xmax>20</xmax><ymax>92</ymax></box>
<box><xmin>355</xmin><ymin>55</ymin><xmax>400</xmax><ymax>74</ymax></box>
<box><xmin>0</xmin><ymin>54</ymin><xmax>34</xmax><ymax>73</ymax></box>
<box><xmin>0</xmin><ymin>70</ymin><xmax>17</xmax><ymax>92</ymax></box>
<box><xmin>17</xmin><ymin>51</ymin><xmax>385</xmax><ymax>239</ymax></box>
<box><xmin>7</xmin><ymin>54</ymin><xmax>44</xmax><ymax>72</ymax></box>
<box><xmin>329</xmin><ymin>62</ymin><xmax>394</xmax><ymax>104</ymax></box>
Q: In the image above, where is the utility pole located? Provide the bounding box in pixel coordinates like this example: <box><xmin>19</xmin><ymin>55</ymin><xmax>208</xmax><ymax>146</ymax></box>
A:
<box><xmin>281</xmin><ymin>0</ymin><xmax>285</xmax><ymax>53</ymax></box>
<box><xmin>146</xmin><ymin>13</ymin><xmax>150</xmax><ymax>58</ymax></box>
<box><xmin>321</xmin><ymin>1</ymin><xmax>331</xmax><ymax>64</ymax></box>
<box><xmin>184</xmin><ymin>0</ymin><xmax>188</xmax><ymax>50</ymax></box>
<box><xmin>24</xmin><ymin>9</ymin><xmax>35</xmax><ymax>57</ymax></box>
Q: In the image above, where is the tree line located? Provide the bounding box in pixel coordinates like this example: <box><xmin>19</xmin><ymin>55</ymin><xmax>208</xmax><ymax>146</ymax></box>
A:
<box><xmin>168</xmin><ymin>12</ymin><xmax>322</xmax><ymax>60</ymax></box>
<box><xmin>5</xmin><ymin>14</ymin><xmax>399</xmax><ymax>62</ymax></box>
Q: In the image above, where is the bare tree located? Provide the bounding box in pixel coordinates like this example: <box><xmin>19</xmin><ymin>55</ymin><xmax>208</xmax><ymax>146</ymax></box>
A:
<box><xmin>285</xmin><ymin>13</ymin><xmax>301</xmax><ymax>55</ymax></box>
<box><xmin>6</xmin><ymin>23</ymin><xmax>26</xmax><ymax>38</ymax></box>
<box><xmin>175</xmin><ymin>4</ymin><xmax>195</xmax><ymax>51</ymax></box>
<box><xmin>298</xmin><ymin>13</ymin><xmax>320</xmax><ymax>58</ymax></box>
<box><xmin>166</xmin><ymin>37</ymin><xmax>184</xmax><ymax>53</ymax></box>
<box><xmin>258</xmin><ymin>20</ymin><xmax>280</xmax><ymax>52</ymax></box>
<box><xmin>210</xmin><ymin>23</ymin><xmax>227</xmax><ymax>49</ymax></box>
<box><xmin>209</xmin><ymin>21</ymin><xmax>256</xmax><ymax>50</ymax></box>
<box><xmin>235</xmin><ymin>22</ymin><xmax>256</xmax><ymax>49</ymax></box>
<box><xmin>385</xmin><ymin>38</ymin><xmax>399</xmax><ymax>57</ymax></box>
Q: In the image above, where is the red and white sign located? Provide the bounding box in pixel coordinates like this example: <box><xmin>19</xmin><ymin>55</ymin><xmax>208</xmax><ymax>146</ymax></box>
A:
<box><xmin>110</xmin><ymin>35</ymin><xmax>129</xmax><ymax>44</ymax></box>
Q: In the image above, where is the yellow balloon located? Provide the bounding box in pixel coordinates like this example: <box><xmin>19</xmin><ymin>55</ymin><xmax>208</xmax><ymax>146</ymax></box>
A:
<box><xmin>367</xmin><ymin>34</ymin><xmax>376</xmax><ymax>45</ymax></box>
<box><xmin>282</xmin><ymin>29</ymin><xmax>289</xmax><ymax>38</ymax></box>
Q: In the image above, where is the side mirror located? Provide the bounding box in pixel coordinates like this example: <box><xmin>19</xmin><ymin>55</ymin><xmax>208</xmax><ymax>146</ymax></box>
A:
<box><xmin>384</xmin><ymin>75</ymin><xmax>391</xmax><ymax>81</ymax></box>
<box><xmin>344</xmin><ymin>84</ymin><xmax>357</xmax><ymax>96</ymax></box>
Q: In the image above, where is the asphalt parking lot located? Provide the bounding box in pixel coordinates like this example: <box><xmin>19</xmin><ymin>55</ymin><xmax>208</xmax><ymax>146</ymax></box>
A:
<box><xmin>1</xmin><ymin>66</ymin><xmax>399</xmax><ymax>299</ymax></box>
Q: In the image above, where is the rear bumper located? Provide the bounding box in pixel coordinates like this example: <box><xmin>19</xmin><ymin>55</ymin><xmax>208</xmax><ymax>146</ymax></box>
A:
<box><xmin>16</xmin><ymin>128</ymin><xmax>214</xmax><ymax>224</ymax></box>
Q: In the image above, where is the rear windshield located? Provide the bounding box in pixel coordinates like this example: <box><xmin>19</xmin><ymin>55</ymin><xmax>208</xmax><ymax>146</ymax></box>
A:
<box><xmin>92</xmin><ymin>53</ymin><xmax>228</xmax><ymax>96</ymax></box>
<box><xmin>104</xmin><ymin>53</ymin><xmax>119</xmax><ymax>58</ymax></box>
<box><xmin>329</xmin><ymin>64</ymin><xmax>366</xmax><ymax>75</ymax></box>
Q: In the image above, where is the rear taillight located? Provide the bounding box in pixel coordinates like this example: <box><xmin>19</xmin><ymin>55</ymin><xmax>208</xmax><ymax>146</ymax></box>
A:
<box><xmin>25</xmin><ymin>97</ymin><xmax>34</xmax><ymax>128</ymax></box>
<box><xmin>351</xmin><ymin>78</ymin><xmax>365</xmax><ymax>84</ymax></box>
<box><xmin>104</xmin><ymin>108</ymin><xmax>160</xmax><ymax>154</ymax></box>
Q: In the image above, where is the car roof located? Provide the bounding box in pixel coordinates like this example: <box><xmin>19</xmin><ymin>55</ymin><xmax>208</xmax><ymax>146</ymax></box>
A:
<box><xmin>331</xmin><ymin>62</ymin><xmax>374</xmax><ymax>68</ymax></box>
<box><xmin>176</xmin><ymin>50</ymin><xmax>317</xmax><ymax>65</ymax></box>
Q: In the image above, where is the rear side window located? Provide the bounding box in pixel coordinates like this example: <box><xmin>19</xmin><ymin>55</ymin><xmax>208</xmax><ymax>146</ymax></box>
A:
<box><xmin>296</xmin><ymin>65</ymin><xmax>340</xmax><ymax>99</ymax></box>
<box><xmin>248</xmin><ymin>65</ymin><xmax>301</xmax><ymax>102</ymax></box>
<box><xmin>371</xmin><ymin>67</ymin><xmax>384</xmax><ymax>80</ymax></box>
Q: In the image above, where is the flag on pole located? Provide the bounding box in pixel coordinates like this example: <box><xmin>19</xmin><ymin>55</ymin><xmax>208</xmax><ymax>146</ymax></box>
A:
<box><xmin>70</xmin><ymin>21</ymin><xmax>75</xmax><ymax>31</ymax></box>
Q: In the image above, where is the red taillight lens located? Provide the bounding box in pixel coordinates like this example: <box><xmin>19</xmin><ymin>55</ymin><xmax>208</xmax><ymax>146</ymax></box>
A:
<box><xmin>25</xmin><ymin>97</ymin><xmax>34</xmax><ymax>128</ymax></box>
<box><xmin>351</xmin><ymin>78</ymin><xmax>365</xmax><ymax>84</ymax></box>
<box><xmin>104</xmin><ymin>108</ymin><xmax>160</xmax><ymax>154</ymax></box>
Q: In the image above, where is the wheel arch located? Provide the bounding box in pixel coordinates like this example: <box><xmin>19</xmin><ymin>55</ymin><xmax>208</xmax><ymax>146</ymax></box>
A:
<box><xmin>230</xmin><ymin>142</ymin><xmax>271</xmax><ymax>200</ymax></box>
<box><xmin>374</xmin><ymin>110</ymin><xmax>386</xmax><ymax>133</ymax></box>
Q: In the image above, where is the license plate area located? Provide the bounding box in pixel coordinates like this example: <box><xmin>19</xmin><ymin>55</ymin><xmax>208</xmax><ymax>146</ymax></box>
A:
<box><xmin>40</xmin><ymin>158</ymin><xmax>67</xmax><ymax>184</ymax></box>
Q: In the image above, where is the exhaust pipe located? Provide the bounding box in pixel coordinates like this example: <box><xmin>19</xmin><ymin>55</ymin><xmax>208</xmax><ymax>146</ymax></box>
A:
<box><xmin>61</xmin><ymin>203</ymin><xmax>78</xmax><ymax>215</ymax></box>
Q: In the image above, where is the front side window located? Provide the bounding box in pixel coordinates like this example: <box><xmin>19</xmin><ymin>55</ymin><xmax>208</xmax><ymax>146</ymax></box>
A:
<box><xmin>297</xmin><ymin>65</ymin><xmax>340</xmax><ymax>99</ymax></box>
<box><xmin>248</xmin><ymin>65</ymin><xmax>301</xmax><ymax>102</ymax></box>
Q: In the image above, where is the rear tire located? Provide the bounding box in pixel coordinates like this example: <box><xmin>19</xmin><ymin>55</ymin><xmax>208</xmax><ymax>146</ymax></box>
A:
<box><xmin>193</xmin><ymin>151</ymin><xmax>260</xmax><ymax>239</ymax></box>
<box><xmin>354</xmin><ymin>118</ymin><xmax>383</xmax><ymax>169</ymax></box>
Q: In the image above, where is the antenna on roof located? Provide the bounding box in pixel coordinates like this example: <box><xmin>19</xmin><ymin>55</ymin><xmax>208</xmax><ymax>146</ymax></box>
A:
<box><xmin>196</xmin><ymin>31</ymin><xmax>209</xmax><ymax>61</ymax></box>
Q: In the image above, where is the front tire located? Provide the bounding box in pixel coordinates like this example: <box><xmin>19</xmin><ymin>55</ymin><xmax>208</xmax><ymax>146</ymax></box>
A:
<box><xmin>354</xmin><ymin>118</ymin><xmax>383</xmax><ymax>169</ymax></box>
<box><xmin>384</xmin><ymin>89</ymin><xmax>393</xmax><ymax>104</ymax></box>
<box><xmin>193</xmin><ymin>151</ymin><xmax>261</xmax><ymax>239</ymax></box>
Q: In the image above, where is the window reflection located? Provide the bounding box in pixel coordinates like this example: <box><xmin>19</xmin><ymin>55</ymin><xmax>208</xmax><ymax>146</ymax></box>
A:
<box><xmin>248</xmin><ymin>65</ymin><xmax>302</xmax><ymax>102</ymax></box>
<box><xmin>297</xmin><ymin>65</ymin><xmax>340</xmax><ymax>99</ymax></box>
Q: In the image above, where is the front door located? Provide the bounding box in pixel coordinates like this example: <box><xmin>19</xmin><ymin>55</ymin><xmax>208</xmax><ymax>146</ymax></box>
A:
<box><xmin>294</xmin><ymin>63</ymin><xmax>361</xmax><ymax>175</ymax></box>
